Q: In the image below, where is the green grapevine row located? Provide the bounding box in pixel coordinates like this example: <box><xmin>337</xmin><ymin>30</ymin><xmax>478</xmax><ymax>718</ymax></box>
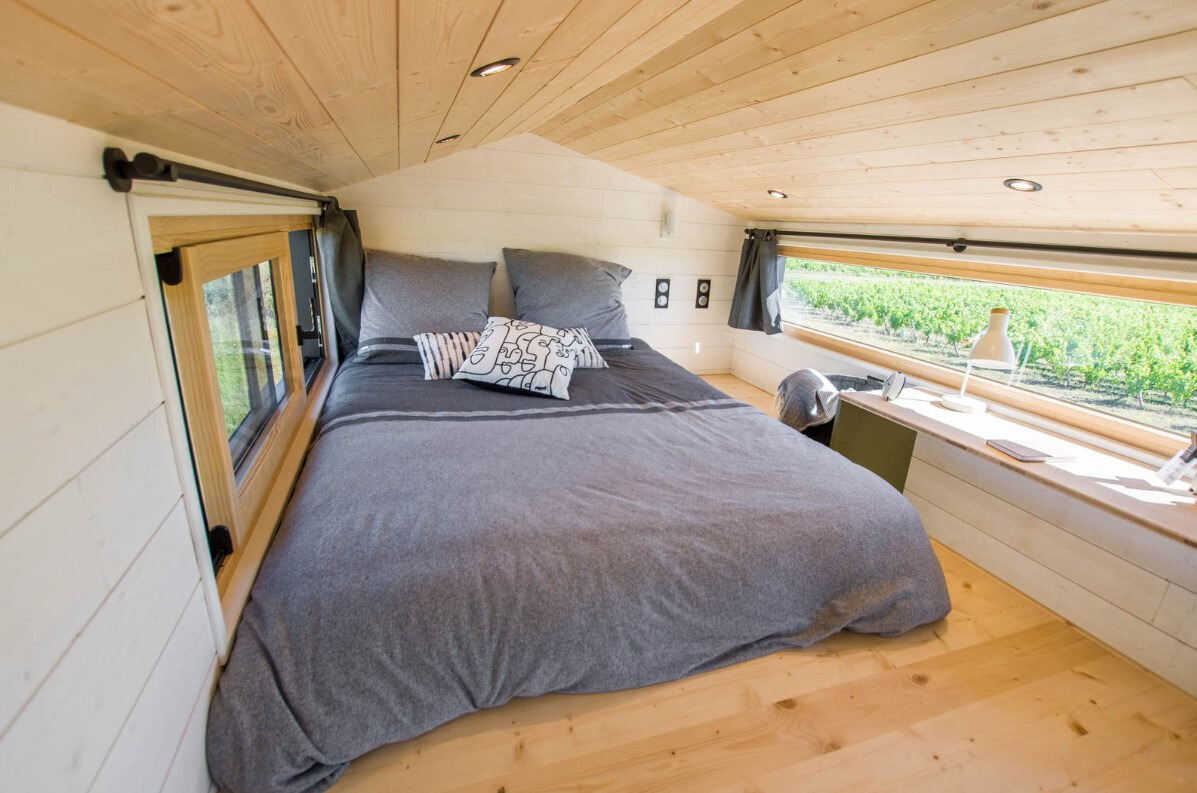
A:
<box><xmin>782</xmin><ymin>258</ymin><xmax>1197</xmax><ymax>411</ymax></box>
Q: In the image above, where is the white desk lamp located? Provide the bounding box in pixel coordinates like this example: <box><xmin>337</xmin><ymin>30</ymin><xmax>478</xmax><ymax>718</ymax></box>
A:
<box><xmin>941</xmin><ymin>308</ymin><xmax>1017</xmax><ymax>414</ymax></box>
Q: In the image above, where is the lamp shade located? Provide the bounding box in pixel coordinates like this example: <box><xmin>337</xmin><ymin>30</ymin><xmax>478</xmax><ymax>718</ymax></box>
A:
<box><xmin>968</xmin><ymin>308</ymin><xmax>1017</xmax><ymax>369</ymax></box>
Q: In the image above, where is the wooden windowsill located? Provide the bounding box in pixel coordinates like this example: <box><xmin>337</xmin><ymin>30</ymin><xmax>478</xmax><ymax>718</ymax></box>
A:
<box><xmin>840</xmin><ymin>388</ymin><xmax>1197</xmax><ymax>549</ymax></box>
<box><xmin>782</xmin><ymin>323</ymin><xmax>1185</xmax><ymax>460</ymax></box>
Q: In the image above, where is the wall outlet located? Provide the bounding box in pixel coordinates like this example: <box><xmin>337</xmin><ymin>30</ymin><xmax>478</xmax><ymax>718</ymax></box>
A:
<box><xmin>655</xmin><ymin>278</ymin><xmax>670</xmax><ymax>309</ymax></box>
<box><xmin>695</xmin><ymin>279</ymin><xmax>711</xmax><ymax>308</ymax></box>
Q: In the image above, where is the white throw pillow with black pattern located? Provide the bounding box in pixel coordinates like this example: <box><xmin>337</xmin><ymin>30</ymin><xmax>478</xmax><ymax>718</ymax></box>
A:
<box><xmin>414</xmin><ymin>331</ymin><xmax>481</xmax><ymax>380</ymax></box>
<box><xmin>564</xmin><ymin>327</ymin><xmax>608</xmax><ymax>369</ymax></box>
<box><xmin>453</xmin><ymin>317</ymin><xmax>580</xmax><ymax>400</ymax></box>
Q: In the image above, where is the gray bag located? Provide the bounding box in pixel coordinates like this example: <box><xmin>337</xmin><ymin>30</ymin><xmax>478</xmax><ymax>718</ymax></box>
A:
<box><xmin>775</xmin><ymin>370</ymin><xmax>882</xmax><ymax>432</ymax></box>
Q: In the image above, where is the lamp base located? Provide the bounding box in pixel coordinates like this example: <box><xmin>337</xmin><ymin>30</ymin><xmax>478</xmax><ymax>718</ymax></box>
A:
<box><xmin>940</xmin><ymin>393</ymin><xmax>988</xmax><ymax>414</ymax></box>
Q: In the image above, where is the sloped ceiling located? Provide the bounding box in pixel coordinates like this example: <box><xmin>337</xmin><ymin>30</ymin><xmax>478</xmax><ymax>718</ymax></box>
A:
<box><xmin>1</xmin><ymin>0</ymin><xmax>1195</xmax><ymax>232</ymax></box>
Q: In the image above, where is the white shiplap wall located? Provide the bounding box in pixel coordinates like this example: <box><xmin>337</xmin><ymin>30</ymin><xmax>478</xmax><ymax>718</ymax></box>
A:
<box><xmin>731</xmin><ymin>328</ymin><xmax>1197</xmax><ymax>695</ymax></box>
<box><xmin>0</xmin><ymin>103</ymin><xmax>216</xmax><ymax>793</ymax></box>
<box><xmin>336</xmin><ymin>134</ymin><xmax>745</xmax><ymax>374</ymax></box>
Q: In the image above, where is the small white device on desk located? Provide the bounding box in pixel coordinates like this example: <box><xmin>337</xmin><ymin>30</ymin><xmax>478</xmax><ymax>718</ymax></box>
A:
<box><xmin>941</xmin><ymin>307</ymin><xmax>1017</xmax><ymax>414</ymax></box>
<box><xmin>1157</xmin><ymin>432</ymin><xmax>1197</xmax><ymax>503</ymax></box>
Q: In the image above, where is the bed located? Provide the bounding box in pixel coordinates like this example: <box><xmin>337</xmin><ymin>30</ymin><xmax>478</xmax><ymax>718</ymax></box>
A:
<box><xmin>206</xmin><ymin>342</ymin><xmax>951</xmax><ymax>793</ymax></box>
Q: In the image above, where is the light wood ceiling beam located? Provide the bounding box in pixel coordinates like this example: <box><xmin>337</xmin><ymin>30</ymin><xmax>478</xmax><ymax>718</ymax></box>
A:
<box><xmin>723</xmin><ymin>204</ymin><xmax>1196</xmax><ymax>233</ymax></box>
<box><xmin>607</xmin><ymin>28</ymin><xmax>1197</xmax><ymax>175</ymax></box>
<box><xmin>652</xmin><ymin>110</ymin><xmax>1197</xmax><ymax>187</ymax></box>
<box><xmin>426</xmin><ymin>0</ymin><xmax>581</xmax><ymax>164</ymax></box>
<box><xmin>631</xmin><ymin>80</ymin><xmax>1197</xmax><ymax>182</ymax></box>
<box><xmin>19</xmin><ymin>0</ymin><xmax>372</xmax><ymax>184</ymax></box>
<box><xmin>438</xmin><ymin>0</ymin><xmax>643</xmax><ymax>156</ymax></box>
<box><xmin>0</xmin><ymin>0</ymin><xmax>331</xmax><ymax>188</ymax></box>
<box><xmin>713</xmin><ymin>188</ymin><xmax>1195</xmax><ymax>211</ymax></box>
<box><xmin>397</xmin><ymin>0</ymin><xmax>501</xmax><ymax>170</ymax></box>
<box><xmin>540</xmin><ymin>0</ymin><xmax>929</xmax><ymax>146</ymax></box>
<box><xmin>1</xmin><ymin>0</ymin><xmax>1194</xmax><ymax>232</ymax></box>
<box><xmin>708</xmin><ymin>170</ymin><xmax>1173</xmax><ymax>200</ymax></box>
<box><xmin>1157</xmin><ymin>166</ymin><xmax>1197</xmax><ymax>188</ymax></box>
<box><xmin>531</xmin><ymin>0</ymin><xmax>801</xmax><ymax>143</ymax></box>
<box><xmin>550</xmin><ymin>0</ymin><xmax>1107</xmax><ymax>156</ymax></box>
<box><xmin>247</xmin><ymin>0</ymin><xmax>398</xmax><ymax>178</ymax></box>
<box><xmin>477</xmin><ymin>0</ymin><xmax>744</xmax><ymax>147</ymax></box>
<box><xmin>662</xmin><ymin>142</ymin><xmax>1197</xmax><ymax>195</ymax></box>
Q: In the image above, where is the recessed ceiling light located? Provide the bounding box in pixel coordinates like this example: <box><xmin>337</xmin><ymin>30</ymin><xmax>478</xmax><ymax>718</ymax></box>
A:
<box><xmin>470</xmin><ymin>58</ymin><xmax>520</xmax><ymax>78</ymax></box>
<box><xmin>434</xmin><ymin>134</ymin><xmax>460</xmax><ymax>144</ymax></box>
<box><xmin>1003</xmin><ymin>178</ymin><xmax>1043</xmax><ymax>192</ymax></box>
<box><xmin>767</xmin><ymin>189</ymin><xmax>788</xmax><ymax>199</ymax></box>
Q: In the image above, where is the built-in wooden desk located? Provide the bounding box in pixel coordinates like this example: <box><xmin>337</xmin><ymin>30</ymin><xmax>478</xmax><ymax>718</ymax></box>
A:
<box><xmin>836</xmin><ymin>387</ymin><xmax>1197</xmax><ymax>549</ymax></box>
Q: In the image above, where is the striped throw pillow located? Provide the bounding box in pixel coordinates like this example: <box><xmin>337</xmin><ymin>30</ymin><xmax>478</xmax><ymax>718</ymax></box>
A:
<box><xmin>414</xmin><ymin>331</ymin><xmax>482</xmax><ymax>380</ymax></box>
<box><xmin>564</xmin><ymin>327</ymin><xmax>608</xmax><ymax>369</ymax></box>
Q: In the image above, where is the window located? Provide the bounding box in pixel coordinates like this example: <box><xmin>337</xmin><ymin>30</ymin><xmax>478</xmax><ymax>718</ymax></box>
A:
<box><xmin>203</xmin><ymin>260</ymin><xmax>286</xmax><ymax>470</ymax></box>
<box><xmin>779</xmin><ymin>247</ymin><xmax>1196</xmax><ymax>453</ymax></box>
<box><xmin>157</xmin><ymin>225</ymin><xmax>330</xmax><ymax>583</ymax></box>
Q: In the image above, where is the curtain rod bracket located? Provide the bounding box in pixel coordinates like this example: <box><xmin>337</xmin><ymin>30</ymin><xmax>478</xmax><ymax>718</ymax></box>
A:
<box><xmin>102</xmin><ymin>147</ymin><xmax>133</xmax><ymax>193</ymax></box>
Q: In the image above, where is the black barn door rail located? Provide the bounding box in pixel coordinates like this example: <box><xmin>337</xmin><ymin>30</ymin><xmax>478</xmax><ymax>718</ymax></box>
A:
<box><xmin>757</xmin><ymin>228</ymin><xmax>1197</xmax><ymax>263</ymax></box>
<box><xmin>103</xmin><ymin>147</ymin><xmax>336</xmax><ymax>207</ymax></box>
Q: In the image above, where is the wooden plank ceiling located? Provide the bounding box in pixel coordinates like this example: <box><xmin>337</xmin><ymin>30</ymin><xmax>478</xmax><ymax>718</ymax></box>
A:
<box><xmin>2</xmin><ymin>0</ymin><xmax>1195</xmax><ymax>232</ymax></box>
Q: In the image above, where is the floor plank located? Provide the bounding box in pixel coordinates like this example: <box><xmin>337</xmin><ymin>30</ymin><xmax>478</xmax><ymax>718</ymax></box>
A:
<box><xmin>328</xmin><ymin>376</ymin><xmax>1197</xmax><ymax>793</ymax></box>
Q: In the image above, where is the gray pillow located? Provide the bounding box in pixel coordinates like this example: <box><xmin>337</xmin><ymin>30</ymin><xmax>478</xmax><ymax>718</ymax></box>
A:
<box><xmin>503</xmin><ymin>248</ymin><xmax>632</xmax><ymax>342</ymax></box>
<box><xmin>357</xmin><ymin>251</ymin><xmax>496</xmax><ymax>363</ymax></box>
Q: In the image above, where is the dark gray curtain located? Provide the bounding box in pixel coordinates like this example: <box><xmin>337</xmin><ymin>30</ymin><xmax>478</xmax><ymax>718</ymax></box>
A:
<box><xmin>728</xmin><ymin>229</ymin><xmax>782</xmax><ymax>334</ymax></box>
<box><xmin>316</xmin><ymin>204</ymin><xmax>365</xmax><ymax>360</ymax></box>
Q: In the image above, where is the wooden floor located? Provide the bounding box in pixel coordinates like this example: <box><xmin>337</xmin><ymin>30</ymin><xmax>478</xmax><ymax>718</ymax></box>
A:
<box><xmin>330</xmin><ymin>376</ymin><xmax>1197</xmax><ymax>793</ymax></box>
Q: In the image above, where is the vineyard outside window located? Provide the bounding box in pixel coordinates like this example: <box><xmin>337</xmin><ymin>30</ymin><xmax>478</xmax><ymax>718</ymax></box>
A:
<box><xmin>780</xmin><ymin>256</ymin><xmax>1197</xmax><ymax>437</ymax></box>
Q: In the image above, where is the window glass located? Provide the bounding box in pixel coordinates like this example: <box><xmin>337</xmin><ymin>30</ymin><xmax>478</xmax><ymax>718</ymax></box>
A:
<box><xmin>781</xmin><ymin>256</ymin><xmax>1197</xmax><ymax>436</ymax></box>
<box><xmin>203</xmin><ymin>260</ymin><xmax>286</xmax><ymax>471</ymax></box>
<box><xmin>288</xmin><ymin>229</ymin><xmax>325</xmax><ymax>387</ymax></box>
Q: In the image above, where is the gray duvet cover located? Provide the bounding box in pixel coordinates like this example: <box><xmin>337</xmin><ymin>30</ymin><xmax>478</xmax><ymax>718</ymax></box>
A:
<box><xmin>207</xmin><ymin>344</ymin><xmax>950</xmax><ymax>793</ymax></box>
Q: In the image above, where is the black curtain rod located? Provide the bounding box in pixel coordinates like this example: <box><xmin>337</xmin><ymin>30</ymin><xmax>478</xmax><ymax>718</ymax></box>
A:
<box><xmin>103</xmin><ymin>147</ymin><xmax>336</xmax><ymax>207</ymax></box>
<box><xmin>752</xmin><ymin>228</ymin><xmax>1197</xmax><ymax>263</ymax></box>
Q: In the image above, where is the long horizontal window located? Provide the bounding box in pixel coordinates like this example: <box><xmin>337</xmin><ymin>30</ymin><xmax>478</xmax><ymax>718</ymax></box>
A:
<box><xmin>780</xmin><ymin>254</ymin><xmax>1196</xmax><ymax>440</ymax></box>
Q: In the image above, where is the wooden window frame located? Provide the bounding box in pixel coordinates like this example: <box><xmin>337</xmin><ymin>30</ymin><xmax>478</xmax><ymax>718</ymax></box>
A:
<box><xmin>778</xmin><ymin>245</ymin><xmax>1194</xmax><ymax>459</ymax></box>
<box><xmin>153</xmin><ymin>215</ymin><xmax>333</xmax><ymax>641</ymax></box>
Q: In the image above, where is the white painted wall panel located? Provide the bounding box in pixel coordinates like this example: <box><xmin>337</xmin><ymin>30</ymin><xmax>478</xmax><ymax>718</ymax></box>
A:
<box><xmin>0</xmin><ymin>476</ymin><xmax>110</xmax><ymax>729</ymax></box>
<box><xmin>338</xmin><ymin>134</ymin><xmax>744</xmax><ymax>374</ymax></box>
<box><xmin>0</xmin><ymin>504</ymin><xmax>198</xmax><ymax>793</ymax></box>
<box><xmin>905</xmin><ymin>457</ymin><xmax>1169</xmax><ymax>622</ymax></box>
<box><xmin>911</xmin><ymin>434</ymin><xmax>1197</xmax><ymax>591</ymax></box>
<box><xmin>0</xmin><ymin>408</ymin><xmax>181</xmax><ymax>728</ymax></box>
<box><xmin>79</xmin><ymin>408</ymin><xmax>183</xmax><ymax>585</ymax></box>
<box><xmin>0</xmin><ymin>101</ymin><xmax>220</xmax><ymax>793</ymax></box>
<box><xmin>0</xmin><ymin>169</ymin><xmax>144</xmax><ymax>348</ymax></box>
<box><xmin>0</xmin><ymin>301</ymin><xmax>163</xmax><ymax>533</ymax></box>
<box><xmin>1153</xmin><ymin>584</ymin><xmax>1197</xmax><ymax>648</ymax></box>
<box><xmin>160</xmin><ymin>667</ymin><xmax>219</xmax><ymax>793</ymax></box>
<box><xmin>90</xmin><ymin>589</ymin><xmax>216</xmax><ymax>793</ymax></box>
